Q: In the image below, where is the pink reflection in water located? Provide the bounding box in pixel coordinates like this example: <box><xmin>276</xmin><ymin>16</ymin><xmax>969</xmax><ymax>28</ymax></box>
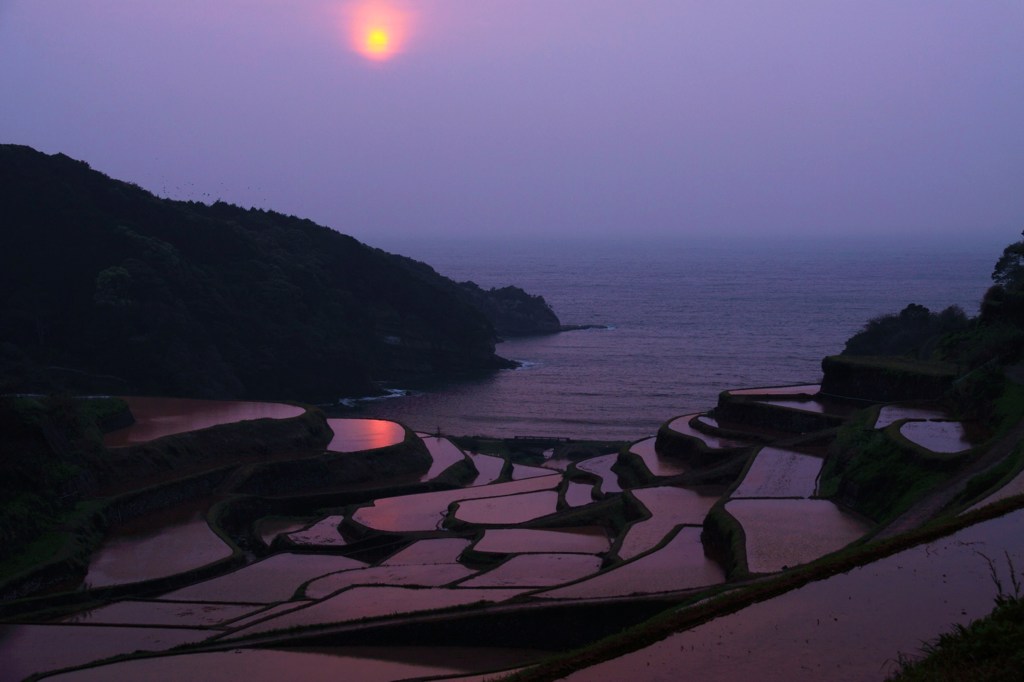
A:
<box><xmin>536</xmin><ymin>527</ymin><xmax>724</xmax><ymax>599</ymax></box>
<box><xmin>232</xmin><ymin>586</ymin><xmax>526</xmax><ymax>637</ymax></box>
<box><xmin>327</xmin><ymin>418</ymin><xmax>405</xmax><ymax>452</ymax></box>
<box><xmin>45</xmin><ymin>646</ymin><xmax>544</xmax><ymax>682</ymax></box>
<box><xmin>630</xmin><ymin>437</ymin><xmax>686</xmax><ymax>477</ymax></box>
<box><xmin>382</xmin><ymin>538</ymin><xmax>472</xmax><ymax>566</ymax></box>
<box><xmin>575</xmin><ymin>454</ymin><xmax>622</xmax><ymax>493</ymax></box>
<box><xmin>461</xmin><ymin>554</ymin><xmax>603</xmax><ymax>588</ymax></box>
<box><xmin>160</xmin><ymin>553</ymin><xmax>366</xmax><ymax>603</ymax></box>
<box><xmin>727</xmin><ymin>499</ymin><xmax>870</xmax><ymax>573</ymax></box>
<box><xmin>64</xmin><ymin>600</ymin><xmax>258</xmax><ymax>628</ymax></box>
<box><xmin>0</xmin><ymin>623</ymin><xmax>207</xmax><ymax>682</ymax></box>
<box><xmin>511</xmin><ymin>463</ymin><xmax>555</xmax><ymax>480</ymax></box>
<box><xmin>303</xmin><ymin>563</ymin><xmax>475</xmax><ymax>600</ymax></box>
<box><xmin>417</xmin><ymin>435</ymin><xmax>467</xmax><ymax>480</ymax></box>
<box><xmin>667</xmin><ymin>414</ymin><xmax>749</xmax><ymax>450</ymax></box>
<box><xmin>475</xmin><ymin>527</ymin><xmax>609</xmax><ymax>554</ymax></box>
<box><xmin>104</xmin><ymin>397</ymin><xmax>304</xmax><ymax>447</ymax></box>
<box><xmin>352</xmin><ymin>475</ymin><xmax>559</xmax><ymax>532</ymax></box>
<box><xmin>731</xmin><ymin>447</ymin><xmax>823</xmax><ymax>499</ymax></box>
<box><xmin>618</xmin><ymin>487</ymin><xmax>718</xmax><ymax>560</ymax></box>
<box><xmin>85</xmin><ymin>502</ymin><xmax>231</xmax><ymax>588</ymax></box>
<box><xmin>564</xmin><ymin>510</ymin><xmax>1024</xmax><ymax>681</ymax></box>
<box><xmin>899</xmin><ymin>420</ymin><xmax>974</xmax><ymax>453</ymax></box>
<box><xmin>454</xmin><ymin>491</ymin><xmax>560</xmax><ymax>525</ymax></box>
<box><xmin>466</xmin><ymin>452</ymin><xmax>505</xmax><ymax>485</ymax></box>
<box><xmin>564</xmin><ymin>480</ymin><xmax>596</xmax><ymax>507</ymax></box>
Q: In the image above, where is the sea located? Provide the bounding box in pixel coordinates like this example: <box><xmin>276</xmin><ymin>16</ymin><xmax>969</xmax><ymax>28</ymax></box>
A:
<box><xmin>349</xmin><ymin>235</ymin><xmax>999</xmax><ymax>443</ymax></box>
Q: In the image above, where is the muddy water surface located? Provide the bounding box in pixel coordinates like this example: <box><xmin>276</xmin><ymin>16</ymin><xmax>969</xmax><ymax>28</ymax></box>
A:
<box><xmin>284</xmin><ymin>516</ymin><xmax>346</xmax><ymax>547</ymax></box>
<box><xmin>727</xmin><ymin>499</ymin><xmax>870</xmax><ymax>573</ymax></box>
<box><xmin>564</xmin><ymin>509</ymin><xmax>1024</xmax><ymax>682</ymax></box>
<box><xmin>563</xmin><ymin>480</ymin><xmax>596</xmax><ymax>507</ymax></box>
<box><xmin>84</xmin><ymin>500</ymin><xmax>232</xmax><ymax>588</ymax></box>
<box><xmin>511</xmin><ymin>462</ymin><xmax>556</xmax><ymax>479</ymax></box>
<box><xmin>105</xmin><ymin>397</ymin><xmax>304</xmax><ymax>447</ymax></box>
<box><xmin>731</xmin><ymin>447</ymin><xmax>822</xmax><ymax>498</ymax></box>
<box><xmin>466</xmin><ymin>452</ymin><xmax>505</xmax><ymax>485</ymax></box>
<box><xmin>63</xmin><ymin>600</ymin><xmax>258</xmax><ymax>628</ymax></box>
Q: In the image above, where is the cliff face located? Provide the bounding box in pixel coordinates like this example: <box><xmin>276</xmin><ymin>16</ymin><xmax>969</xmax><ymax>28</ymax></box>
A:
<box><xmin>0</xmin><ymin>145</ymin><xmax>537</xmax><ymax>400</ymax></box>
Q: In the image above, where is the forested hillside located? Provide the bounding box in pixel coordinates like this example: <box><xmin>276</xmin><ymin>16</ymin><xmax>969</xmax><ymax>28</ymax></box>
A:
<box><xmin>0</xmin><ymin>145</ymin><xmax>557</xmax><ymax>401</ymax></box>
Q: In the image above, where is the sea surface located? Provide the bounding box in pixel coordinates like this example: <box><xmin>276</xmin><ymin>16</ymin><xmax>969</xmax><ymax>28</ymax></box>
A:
<box><xmin>351</xmin><ymin>236</ymin><xmax>997</xmax><ymax>442</ymax></box>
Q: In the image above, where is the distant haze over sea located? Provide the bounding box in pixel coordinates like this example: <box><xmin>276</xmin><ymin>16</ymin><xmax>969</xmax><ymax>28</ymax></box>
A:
<box><xmin>352</xmin><ymin>235</ymin><xmax>997</xmax><ymax>441</ymax></box>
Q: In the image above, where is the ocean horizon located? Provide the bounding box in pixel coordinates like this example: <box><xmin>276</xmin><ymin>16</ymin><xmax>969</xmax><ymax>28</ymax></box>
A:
<box><xmin>350</xmin><ymin>235</ymin><xmax>999</xmax><ymax>441</ymax></box>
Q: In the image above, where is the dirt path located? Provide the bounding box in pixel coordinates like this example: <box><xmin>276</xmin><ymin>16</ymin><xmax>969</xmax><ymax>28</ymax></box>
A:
<box><xmin>876</xmin><ymin>414</ymin><xmax>1024</xmax><ymax>540</ymax></box>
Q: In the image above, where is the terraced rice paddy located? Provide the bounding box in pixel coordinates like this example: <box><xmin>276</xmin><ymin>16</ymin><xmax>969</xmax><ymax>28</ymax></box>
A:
<box><xmin>43</xmin><ymin>646</ymin><xmax>545</xmax><ymax>682</ymax></box>
<box><xmin>726</xmin><ymin>499</ymin><xmax>871</xmax><ymax>573</ymax></box>
<box><xmin>257</xmin><ymin>518</ymin><xmax>312</xmax><ymax>546</ymax></box>
<box><xmin>284</xmin><ymin>516</ymin><xmax>346</xmax><ymax>547</ymax></box>
<box><xmin>352</xmin><ymin>475</ymin><xmax>560</xmax><ymax>532</ymax></box>
<box><xmin>84</xmin><ymin>503</ymin><xmax>231</xmax><ymax>588</ymax></box>
<box><xmin>564</xmin><ymin>509</ymin><xmax>1024</xmax><ymax>681</ymax></box>
<box><xmin>473</xmin><ymin>527</ymin><xmax>609</xmax><ymax>554</ymax></box>
<box><xmin>563</xmin><ymin>480</ymin><xmax>596</xmax><ymax>507</ymax></box>
<box><xmin>875</xmin><ymin>405</ymin><xmax>948</xmax><ymax>429</ymax></box>
<box><xmin>417</xmin><ymin>435</ymin><xmax>468</xmax><ymax>480</ymax></box>
<box><xmin>899</xmin><ymin>420</ymin><xmax>974</xmax><ymax>453</ymax></box>
<box><xmin>452</xmin><ymin>490</ymin><xmax>560</xmax><ymax>525</ymax></box>
<box><xmin>511</xmin><ymin>463</ymin><xmax>556</xmax><ymax>479</ymax></box>
<box><xmin>666</xmin><ymin>414</ymin><xmax>748</xmax><ymax>450</ymax></box>
<box><xmin>731</xmin><ymin>447</ymin><xmax>823</xmax><ymax>498</ymax></box>
<box><xmin>230</xmin><ymin>586</ymin><xmax>527</xmax><ymax>637</ymax></box>
<box><xmin>618</xmin><ymin>486</ymin><xmax>718</xmax><ymax>560</ymax></box>
<box><xmin>574</xmin><ymin>454</ymin><xmax>622</xmax><ymax>493</ymax></box>
<box><xmin>381</xmin><ymin>538</ymin><xmax>472</xmax><ymax>565</ymax></box>
<box><xmin>327</xmin><ymin>418</ymin><xmax>406</xmax><ymax>452</ymax></box>
<box><xmin>302</xmin><ymin>563</ymin><xmax>475</xmax><ymax>600</ymax></box>
<box><xmin>161</xmin><ymin>553</ymin><xmax>366</xmax><ymax>603</ymax></box>
<box><xmin>466</xmin><ymin>452</ymin><xmax>505</xmax><ymax>485</ymax></box>
<box><xmin>629</xmin><ymin>437</ymin><xmax>686</xmax><ymax>477</ymax></box>
<box><xmin>536</xmin><ymin>527</ymin><xmax>725</xmax><ymax>599</ymax></box>
<box><xmin>105</xmin><ymin>397</ymin><xmax>304</xmax><ymax>447</ymax></box>
<box><xmin>460</xmin><ymin>554</ymin><xmax>603</xmax><ymax>587</ymax></box>
<box><xmin>63</xmin><ymin>600</ymin><xmax>259</xmax><ymax>628</ymax></box>
<box><xmin>727</xmin><ymin>384</ymin><xmax>821</xmax><ymax>396</ymax></box>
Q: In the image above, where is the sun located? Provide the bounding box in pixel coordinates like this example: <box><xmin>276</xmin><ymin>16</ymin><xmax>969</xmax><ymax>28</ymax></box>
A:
<box><xmin>345</xmin><ymin>2</ymin><xmax>410</xmax><ymax>62</ymax></box>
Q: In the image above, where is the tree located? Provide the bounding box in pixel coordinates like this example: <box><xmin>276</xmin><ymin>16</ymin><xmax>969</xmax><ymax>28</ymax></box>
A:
<box><xmin>992</xmin><ymin>230</ymin><xmax>1024</xmax><ymax>292</ymax></box>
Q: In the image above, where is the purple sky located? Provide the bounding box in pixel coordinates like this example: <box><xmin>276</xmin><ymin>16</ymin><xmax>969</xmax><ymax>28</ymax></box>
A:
<box><xmin>1</xmin><ymin>1</ymin><xmax>1022</xmax><ymax>250</ymax></box>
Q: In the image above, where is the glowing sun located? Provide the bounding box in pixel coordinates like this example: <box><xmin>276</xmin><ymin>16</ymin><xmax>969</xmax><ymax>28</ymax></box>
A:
<box><xmin>346</xmin><ymin>2</ymin><xmax>410</xmax><ymax>62</ymax></box>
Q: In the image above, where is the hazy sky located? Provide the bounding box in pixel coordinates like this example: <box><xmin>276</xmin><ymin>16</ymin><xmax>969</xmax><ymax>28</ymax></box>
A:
<box><xmin>1</xmin><ymin>1</ymin><xmax>1022</xmax><ymax>250</ymax></box>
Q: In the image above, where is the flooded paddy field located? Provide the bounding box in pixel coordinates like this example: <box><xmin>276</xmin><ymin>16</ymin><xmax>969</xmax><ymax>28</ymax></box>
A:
<box><xmin>629</xmin><ymin>437</ymin><xmax>687</xmax><ymax>477</ymax></box>
<box><xmin>84</xmin><ymin>500</ymin><xmax>232</xmax><ymax>588</ymax></box>
<box><xmin>899</xmin><ymin>419</ymin><xmax>974</xmax><ymax>453</ymax></box>
<box><xmin>327</xmin><ymin>418</ymin><xmax>406</xmax><ymax>452</ymax></box>
<box><xmin>665</xmin><ymin>414</ymin><xmax>749</xmax><ymax>450</ymax></box>
<box><xmin>618</xmin><ymin>486</ymin><xmax>718</xmax><ymax>560</ymax></box>
<box><xmin>474</xmin><ymin>527</ymin><xmax>609</xmax><ymax>554</ymax></box>
<box><xmin>563</xmin><ymin>508</ymin><xmax>1024</xmax><ymax>681</ymax></box>
<box><xmin>730</xmin><ymin>447</ymin><xmax>823</xmax><ymax>498</ymax></box>
<box><xmin>9</xmin><ymin>389</ymin><xmax>1024</xmax><ymax>682</ymax></box>
<box><xmin>726</xmin><ymin>499</ymin><xmax>871</xmax><ymax>573</ymax></box>
<box><xmin>874</xmin><ymin>404</ymin><xmax>949</xmax><ymax>429</ymax></box>
<box><xmin>104</xmin><ymin>397</ymin><xmax>305</xmax><ymax>447</ymax></box>
<box><xmin>43</xmin><ymin>646</ymin><xmax>546</xmax><ymax>682</ymax></box>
